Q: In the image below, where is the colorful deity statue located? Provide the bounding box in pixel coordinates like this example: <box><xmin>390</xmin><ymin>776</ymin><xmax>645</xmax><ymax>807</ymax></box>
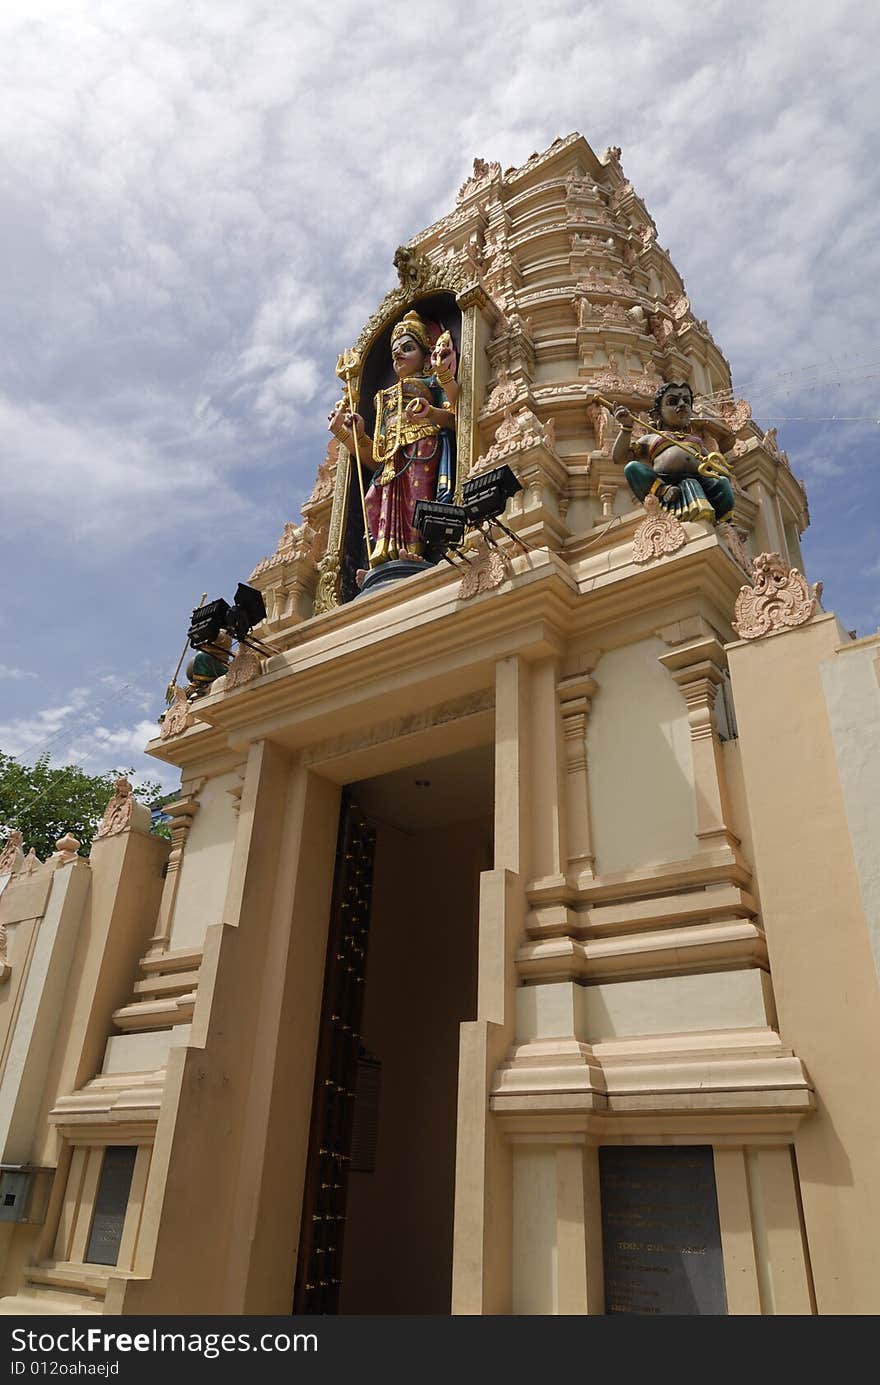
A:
<box><xmin>185</xmin><ymin>631</ymin><xmax>233</xmax><ymax>697</ymax></box>
<box><xmin>328</xmin><ymin>310</ymin><xmax>459</xmax><ymax>567</ymax></box>
<box><xmin>611</xmin><ymin>381</ymin><xmax>735</xmax><ymax>525</ymax></box>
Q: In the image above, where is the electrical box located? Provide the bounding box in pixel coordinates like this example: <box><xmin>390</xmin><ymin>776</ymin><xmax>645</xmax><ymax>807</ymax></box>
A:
<box><xmin>0</xmin><ymin>1167</ymin><xmax>52</xmax><ymax>1224</ymax></box>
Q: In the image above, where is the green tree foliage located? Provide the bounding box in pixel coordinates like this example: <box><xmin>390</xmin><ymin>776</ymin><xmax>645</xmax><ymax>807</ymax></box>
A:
<box><xmin>0</xmin><ymin>752</ymin><xmax>167</xmax><ymax>862</ymax></box>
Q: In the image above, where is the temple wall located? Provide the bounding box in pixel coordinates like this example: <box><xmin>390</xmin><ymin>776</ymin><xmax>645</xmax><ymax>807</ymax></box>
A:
<box><xmin>515</xmin><ymin>973</ymin><xmax>772</xmax><ymax>1045</ymax></box>
<box><xmin>0</xmin><ymin>865</ymin><xmax>90</xmax><ymax>1165</ymax></box>
<box><xmin>820</xmin><ymin>632</ymin><xmax>880</xmax><ymax>982</ymax></box>
<box><xmin>587</xmin><ymin>639</ymin><xmax>696</xmax><ymax>874</ymax></box>
<box><xmin>169</xmin><ymin>771</ymin><xmax>240</xmax><ymax>950</ymax></box>
<box><xmin>728</xmin><ymin>613</ymin><xmax>880</xmax><ymax>1315</ymax></box>
<box><xmin>511</xmin><ymin>1147</ymin><xmax>556</xmax><ymax>1314</ymax></box>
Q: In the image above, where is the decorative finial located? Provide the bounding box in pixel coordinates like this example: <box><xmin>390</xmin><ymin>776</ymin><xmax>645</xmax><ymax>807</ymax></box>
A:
<box><xmin>54</xmin><ymin>834</ymin><xmax>81</xmax><ymax>866</ymax></box>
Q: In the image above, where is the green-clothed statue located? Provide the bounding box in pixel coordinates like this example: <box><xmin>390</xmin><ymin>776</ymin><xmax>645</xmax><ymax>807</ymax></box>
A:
<box><xmin>611</xmin><ymin>381</ymin><xmax>734</xmax><ymax>525</ymax></box>
<box><xmin>186</xmin><ymin>633</ymin><xmax>232</xmax><ymax>696</ymax></box>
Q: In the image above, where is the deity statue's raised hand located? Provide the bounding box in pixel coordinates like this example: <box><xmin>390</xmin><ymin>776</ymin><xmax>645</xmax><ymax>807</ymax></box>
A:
<box><xmin>328</xmin><ymin>402</ymin><xmax>368</xmax><ymax>452</ymax></box>
<box><xmin>429</xmin><ymin>330</ymin><xmax>459</xmax><ymax>407</ymax></box>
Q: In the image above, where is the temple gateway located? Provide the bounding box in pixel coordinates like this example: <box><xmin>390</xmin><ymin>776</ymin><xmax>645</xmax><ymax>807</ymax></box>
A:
<box><xmin>1</xmin><ymin>132</ymin><xmax>878</xmax><ymax>1316</ymax></box>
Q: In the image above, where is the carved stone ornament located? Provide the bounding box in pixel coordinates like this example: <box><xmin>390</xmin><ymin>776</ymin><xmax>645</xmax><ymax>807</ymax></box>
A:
<box><xmin>95</xmin><ymin>777</ymin><xmax>135</xmax><ymax>839</ymax></box>
<box><xmin>456</xmin><ymin>157</ymin><xmax>501</xmax><ymax>203</ymax></box>
<box><xmin>632</xmin><ymin>493</ymin><xmax>688</xmax><ymax>564</ymax></box>
<box><xmin>53</xmin><ymin>833</ymin><xmax>81</xmax><ymax>867</ymax></box>
<box><xmin>733</xmin><ymin>553</ymin><xmax>818</xmax><ymax>640</ymax></box>
<box><xmin>484</xmin><ymin>370</ymin><xmax>518</xmax><ymax>414</ymax></box>
<box><xmin>351</xmin><ymin>249</ymin><xmax>474</xmax><ymax>362</ymax></box>
<box><xmin>224</xmin><ymin>644</ymin><xmax>264</xmax><ymax>691</ymax></box>
<box><xmin>314</xmin><ymin>553</ymin><xmax>342</xmax><ymax>616</ymax></box>
<box><xmin>718</xmin><ymin>524</ymin><xmax>752</xmax><ymax>574</ymax></box>
<box><xmin>0</xmin><ymin>830</ymin><xmax>24</xmax><ymax>875</ymax></box>
<box><xmin>610</xmin><ymin>180</ymin><xmax>634</xmax><ymax>209</ymax></box>
<box><xmin>588</xmin><ymin>360</ymin><xmax>660</xmax><ymax>399</ymax></box>
<box><xmin>650</xmin><ymin>314</ymin><xmax>675</xmax><ymax>347</ymax></box>
<box><xmin>160</xmin><ymin>685</ymin><xmax>191</xmax><ymax>741</ymax></box>
<box><xmin>481</xmin><ymin>405</ymin><xmax>555</xmax><ymax>467</ymax></box>
<box><xmin>585</xmin><ymin>401</ymin><xmax>608</xmax><ymax>452</ymax></box>
<box><xmin>303</xmin><ymin>440</ymin><xmax>339</xmax><ymax>510</ymax></box>
<box><xmin>458</xmin><ymin>534</ymin><xmax>512</xmax><ymax>600</ymax></box>
<box><xmin>665</xmin><ymin>291</ymin><xmax>691</xmax><ymax>321</ymax></box>
<box><xmin>721</xmin><ymin>398</ymin><xmax>752</xmax><ymax>433</ymax></box>
<box><xmin>251</xmin><ymin>520</ymin><xmax>320</xmax><ymax>580</ymax></box>
<box><xmin>571</xmin><ymin>232</ymin><xmax>612</xmax><ymax>256</ymax></box>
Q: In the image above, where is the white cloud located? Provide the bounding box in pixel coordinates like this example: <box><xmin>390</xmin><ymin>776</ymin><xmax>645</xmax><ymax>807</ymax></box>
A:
<box><xmin>0</xmin><ymin>666</ymin><xmax>37</xmax><ymax>681</ymax></box>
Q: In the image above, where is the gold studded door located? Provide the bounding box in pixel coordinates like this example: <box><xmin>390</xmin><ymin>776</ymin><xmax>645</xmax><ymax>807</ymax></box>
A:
<box><xmin>292</xmin><ymin>793</ymin><xmax>376</xmax><ymax>1314</ymax></box>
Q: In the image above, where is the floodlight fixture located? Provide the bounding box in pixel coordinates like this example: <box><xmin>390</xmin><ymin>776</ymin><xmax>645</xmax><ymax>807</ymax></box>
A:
<box><xmin>414</xmin><ymin>500</ymin><xmax>467</xmax><ymax>550</ymax></box>
<box><xmin>186</xmin><ymin>583</ymin><xmax>275</xmax><ymax>659</ymax></box>
<box><xmin>461</xmin><ymin>464</ymin><xmax>522</xmax><ymax>524</ymax></box>
<box><xmin>187</xmin><ymin>598</ymin><xmax>231</xmax><ymax>650</ymax></box>
<box><xmin>226</xmin><ymin>583</ymin><xmax>267</xmax><ymax>640</ymax></box>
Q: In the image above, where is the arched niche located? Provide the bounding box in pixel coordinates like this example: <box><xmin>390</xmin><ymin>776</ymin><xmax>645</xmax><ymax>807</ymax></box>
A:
<box><xmin>314</xmin><ymin>254</ymin><xmax>494</xmax><ymax>614</ymax></box>
<box><xmin>337</xmin><ymin>292</ymin><xmax>462</xmax><ymax>605</ymax></box>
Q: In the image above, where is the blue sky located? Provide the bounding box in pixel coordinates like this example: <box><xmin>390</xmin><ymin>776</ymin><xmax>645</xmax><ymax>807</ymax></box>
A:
<box><xmin>1</xmin><ymin>0</ymin><xmax>878</xmax><ymax>802</ymax></box>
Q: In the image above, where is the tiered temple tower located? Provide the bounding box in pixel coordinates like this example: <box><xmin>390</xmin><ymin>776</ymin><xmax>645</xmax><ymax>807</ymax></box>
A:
<box><xmin>0</xmin><ymin>132</ymin><xmax>878</xmax><ymax>1316</ymax></box>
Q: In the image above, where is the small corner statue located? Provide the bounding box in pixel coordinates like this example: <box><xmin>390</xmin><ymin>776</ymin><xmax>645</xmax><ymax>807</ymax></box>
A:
<box><xmin>610</xmin><ymin>381</ymin><xmax>735</xmax><ymax>525</ymax></box>
<box><xmin>328</xmin><ymin>309</ymin><xmax>458</xmax><ymax>569</ymax></box>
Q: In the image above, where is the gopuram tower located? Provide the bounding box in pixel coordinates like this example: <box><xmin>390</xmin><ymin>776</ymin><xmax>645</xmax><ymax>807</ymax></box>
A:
<box><xmin>1</xmin><ymin>132</ymin><xmax>879</xmax><ymax>1317</ymax></box>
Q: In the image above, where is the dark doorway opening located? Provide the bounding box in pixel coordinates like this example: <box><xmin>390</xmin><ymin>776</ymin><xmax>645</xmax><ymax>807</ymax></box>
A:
<box><xmin>295</xmin><ymin>742</ymin><xmax>493</xmax><ymax>1314</ymax></box>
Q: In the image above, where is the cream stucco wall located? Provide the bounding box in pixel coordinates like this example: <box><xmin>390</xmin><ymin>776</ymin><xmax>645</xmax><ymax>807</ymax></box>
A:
<box><xmin>102</xmin><ymin>1025</ymin><xmax>191</xmax><ymax>1076</ymax></box>
<box><xmin>0</xmin><ymin>864</ymin><xmax>90</xmax><ymax>1164</ymax></box>
<box><xmin>516</xmin><ymin>973</ymin><xmax>772</xmax><ymax>1045</ymax></box>
<box><xmin>512</xmin><ymin>1147</ymin><xmax>556</xmax><ymax>1314</ymax></box>
<box><xmin>169</xmin><ymin>772</ymin><xmax>240</xmax><ymax>951</ymax></box>
<box><xmin>820</xmin><ymin>636</ymin><xmax>880</xmax><ymax>982</ymax></box>
<box><xmin>588</xmin><ymin>639</ymin><xmax>696</xmax><ymax>874</ymax></box>
<box><xmin>728</xmin><ymin>614</ymin><xmax>880</xmax><ymax>1315</ymax></box>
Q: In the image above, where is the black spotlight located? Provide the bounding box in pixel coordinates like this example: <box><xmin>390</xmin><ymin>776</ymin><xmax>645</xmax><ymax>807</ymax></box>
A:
<box><xmin>188</xmin><ymin>598</ymin><xmax>231</xmax><ymax>650</ymax></box>
<box><xmin>461</xmin><ymin>464</ymin><xmax>522</xmax><ymax>524</ymax></box>
<box><xmin>226</xmin><ymin>583</ymin><xmax>267</xmax><ymax>640</ymax></box>
<box><xmin>414</xmin><ymin>499</ymin><xmax>467</xmax><ymax>549</ymax></box>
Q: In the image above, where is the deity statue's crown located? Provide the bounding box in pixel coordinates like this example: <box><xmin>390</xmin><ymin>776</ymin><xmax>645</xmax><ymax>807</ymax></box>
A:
<box><xmin>390</xmin><ymin>310</ymin><xmax>431</xmax><ymax>351</ymax></box>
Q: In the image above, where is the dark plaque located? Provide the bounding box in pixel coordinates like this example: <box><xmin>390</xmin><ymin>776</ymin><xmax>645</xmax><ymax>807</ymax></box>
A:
<box><xmin>599</xmin><ymin>1145</ymin><xmax>727</xmax><ymax>1315</ymax></box>
<box><xmin>85</xmin><ymin>1146</ymin><xmax>137</xmax><ymax>1267</ymax></box>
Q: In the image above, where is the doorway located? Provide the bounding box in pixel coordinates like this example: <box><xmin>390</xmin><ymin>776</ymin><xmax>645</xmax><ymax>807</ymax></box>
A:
<box><xmin>324</xmin><ymin>743</ymin><xmax>493</xmax><ymax>1313</ymax></box>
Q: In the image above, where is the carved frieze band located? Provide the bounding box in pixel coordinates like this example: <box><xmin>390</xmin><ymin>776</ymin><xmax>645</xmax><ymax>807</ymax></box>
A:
<box><xmin>302</xmin><ymin>689</ymin><xmax>494</xmax><ymax>767</ymax></box>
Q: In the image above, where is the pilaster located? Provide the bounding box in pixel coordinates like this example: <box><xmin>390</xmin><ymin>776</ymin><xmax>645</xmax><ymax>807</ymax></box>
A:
<box><xmin>146</xmin><ymin>784</ymin><xmax>202</xmax><ymax>957</ymax></box>
<box><xmin>658</xmin><ymin>628</ymin><xmax>740</xmax><ymax>857</ymax></box>
<box><xmin>557</xmin><ymin>669</ymin><xmax>599</xmax><ymax>887</ymax></box>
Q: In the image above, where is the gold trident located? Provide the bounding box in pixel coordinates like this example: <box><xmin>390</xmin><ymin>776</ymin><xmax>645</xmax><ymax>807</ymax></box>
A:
<box><xmin>335</xmin><ymin>348</ymin><xmax>375</xmax><ymax>566</ymax></box>
<box><xmin>592</xmin><ymin>392</ymin><xmax>733</xmax><ymax>480</ymax></box>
